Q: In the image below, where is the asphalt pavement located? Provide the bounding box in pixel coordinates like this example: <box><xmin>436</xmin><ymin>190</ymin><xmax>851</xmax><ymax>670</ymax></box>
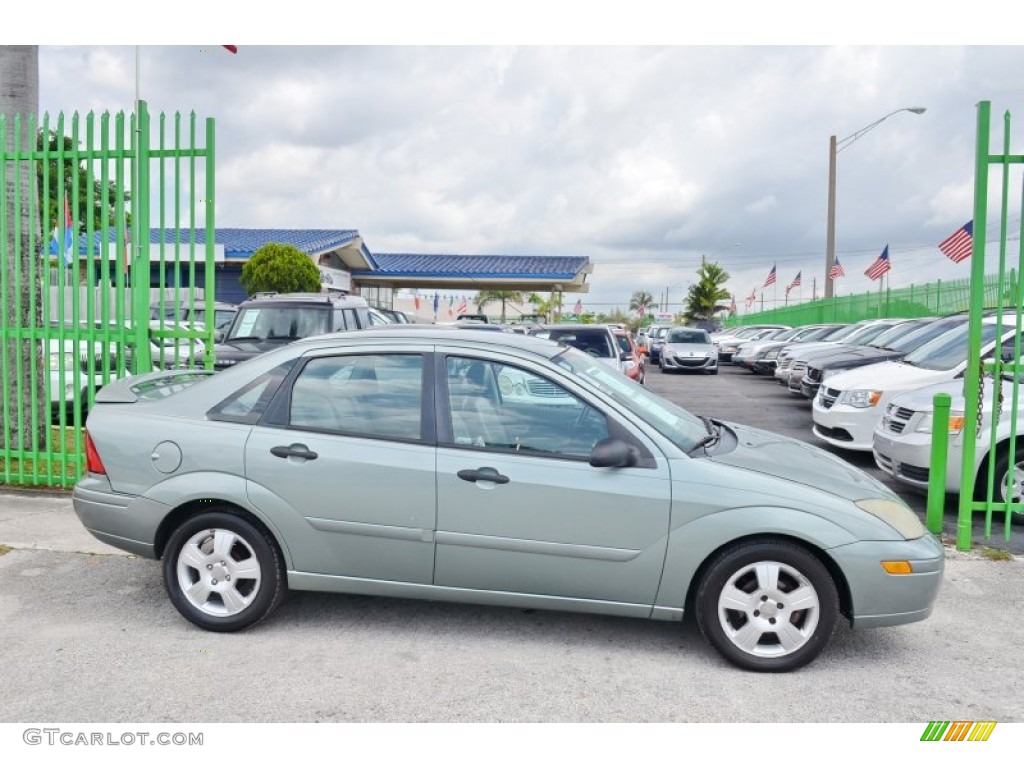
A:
<box><xmin>0</xmin><ymin>363</ymin><xmax>1021</xmax><ymax>722</ymax></box>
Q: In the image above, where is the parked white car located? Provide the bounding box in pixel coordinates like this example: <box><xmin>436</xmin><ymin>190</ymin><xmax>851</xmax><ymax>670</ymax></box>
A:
<box><xmin>873</xmin><ymin>377</ymin><xmax>1024</xmax><ymax>517</ymax></box>
<box><xmin>813</xmin><ymin>314</ymin><xmax>1022</xmax><ymax>451</ymax></box>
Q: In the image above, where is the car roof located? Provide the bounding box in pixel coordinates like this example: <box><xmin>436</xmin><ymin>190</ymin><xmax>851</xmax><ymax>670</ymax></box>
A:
<box><xmin>299</xmin><ymin>325</ymin><xmax>565</xmax><ymax>357</ymax></box>
<box><xmin>239</xmin><ymin>292</ymin><xmax>367</xmax><ymax>307</ymax></box>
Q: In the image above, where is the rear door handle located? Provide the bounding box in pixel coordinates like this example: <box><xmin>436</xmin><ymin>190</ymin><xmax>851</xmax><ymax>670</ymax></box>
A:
<box><xmin>457</xmin><ymin>467</ymin><xmax>509</xmax><ymax>485</ymax></box>
<box><xmin>270</xmin><ymin>444</ymin><xmax>319</xmax><ymax>461</ymax></box>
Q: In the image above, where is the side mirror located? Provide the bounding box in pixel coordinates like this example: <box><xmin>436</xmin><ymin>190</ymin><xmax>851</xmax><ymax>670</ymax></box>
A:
<box><xmin>589</xmin><ymin>438</ymin><xmax>639</xmax><ymax>468</ymax></box>
<box><xmin>619</xmin><ymin>352</ymin><xmax>633</xmax><ymax>361</ymax></box>
<box><xmin>214</xmin><ymin>330</ymin><xmax>225</xmax><ymax>343</ymax></box>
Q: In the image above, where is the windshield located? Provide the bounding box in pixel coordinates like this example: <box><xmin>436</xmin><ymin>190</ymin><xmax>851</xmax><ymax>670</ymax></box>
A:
<box><xmin>868</xmin><ymin>321</ymin><xmax>925</xmax><ymax>349</ymax></box>
<box><xmin>667</xmin><ymin>329</ymin><xmax>710</xmax><ymax>344</ymax></box>
<box><xmin>553</xmin><ymin>347</ymin><xmax>707</xmax><ymax>450</ymax></box>
<box><xmin>903</xmin><ymin>322</ymin><xmax>1003</xmax><ymax>370</ymax></box>
<box><xmin>889</xmin><ymin>317</ymin><xmax>967</xmax><ymax>353</ymax></box>
<box><xmin>228</xmin><ymin>306</ymin><xmax>329</xmax><ymax>342</ymax></box>
<box><xmin>540</xmin><ymin>328</ymin><xmax>615</xmax><ymax>358</ymax></box>
<box><xmin>833</xmin><ymin>323</ymin><xmax>895</xmax><ymax>346</ymax></box>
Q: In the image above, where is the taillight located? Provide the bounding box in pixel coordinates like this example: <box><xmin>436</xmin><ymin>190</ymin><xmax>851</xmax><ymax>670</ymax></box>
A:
<box><xmin>84</xmin><ymin>430</ymin><xmax>107</xmax><ymax>475</ymax></box>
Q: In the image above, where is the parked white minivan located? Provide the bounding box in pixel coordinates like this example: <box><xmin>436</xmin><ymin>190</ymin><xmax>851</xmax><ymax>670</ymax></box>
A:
<box><xmin>812</xmin><ymin>313</ymin><xmax>1023</xmax><ymax>451</ymax></box>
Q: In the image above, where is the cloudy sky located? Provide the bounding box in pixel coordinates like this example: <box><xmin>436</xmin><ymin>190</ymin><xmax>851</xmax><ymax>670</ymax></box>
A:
<box><xmin>27</xmin><ymin>12</ymin><xmax>1024</xmax><ymax>314</ymax></box>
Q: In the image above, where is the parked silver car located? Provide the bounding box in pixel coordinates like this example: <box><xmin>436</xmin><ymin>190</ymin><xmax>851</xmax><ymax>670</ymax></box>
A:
<box><xmin>73</xmin><ymin>327</ymin><xmax>943</xmax><ymax>672</ymax></box>
<box><xmin>658</xmin><ymin>327</ymin><xmax>719</xmax><ymax>374</ymax></box>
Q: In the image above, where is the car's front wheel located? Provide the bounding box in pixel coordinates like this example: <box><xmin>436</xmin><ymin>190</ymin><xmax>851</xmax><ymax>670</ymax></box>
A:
<box><xmin>983</xmin><ymin>444</ymin><xmax>1024</xmax><ymax>525</ymax></box>
<box><xmin>163</xmin><ymin>510</ymin><xmax>287</xmax><ymax>632</ymax></box>
<box><xmin>695</xmin><ymin>538</ymin><xmax>839</xmax><ymax>672</ymax></box>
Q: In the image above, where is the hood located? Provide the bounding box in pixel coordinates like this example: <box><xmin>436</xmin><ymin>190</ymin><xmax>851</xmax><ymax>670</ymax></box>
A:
<box><xmin>710</xmin><ymin>422</ymin><xmax>899</xmax><ymax>502</ymax></box>
<box><xmin>825</xmin><ymin>360</ymin><xmax>956</xmax><ymax>392</ymax></box>
<box><xmin>888</xmin><ymin>379</ymin><xmax>970</xmax><ymax>412</ymax></box>
<box><xmin>214</xmin><ymin>338</ymin><xmax>291</xmax><ymax>358</ymax></box>
<box><xmin>812</xmin><ymin>346</ymin><xmax>903</xmax><ymax>370</ymax></box>
<box><xmin>664</xmin><ymin>342</ymin><xmax>714</xmax><ymax>355</ymax></box>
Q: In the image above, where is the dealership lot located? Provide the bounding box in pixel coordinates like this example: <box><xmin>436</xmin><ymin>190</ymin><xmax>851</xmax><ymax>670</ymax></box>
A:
<box><xmin>0</xmin><ymin>361</ymin><xmax>1021</xmax><ymax>722</ymax></box>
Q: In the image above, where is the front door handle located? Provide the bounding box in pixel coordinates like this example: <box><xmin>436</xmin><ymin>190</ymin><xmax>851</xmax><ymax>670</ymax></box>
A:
<box><xmin>270</xmin><ymin>444</ymin><xmax>319</xmax><ymax>461</ymax></box>
<box><xmin>457</xmin><ymin>467</ymin><xmax>509</xmax><ymax>485</ymax></box>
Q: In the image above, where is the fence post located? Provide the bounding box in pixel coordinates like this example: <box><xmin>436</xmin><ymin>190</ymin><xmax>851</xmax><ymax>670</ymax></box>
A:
<box><xmin>131</xmin><ymin>100</ymin><xmax>152</xmax><ymax>373</ymax></box>
<box><xmin>926</xmin><ymin>392</ymin><xmax>952</xmax><ymax>534</ymax></box>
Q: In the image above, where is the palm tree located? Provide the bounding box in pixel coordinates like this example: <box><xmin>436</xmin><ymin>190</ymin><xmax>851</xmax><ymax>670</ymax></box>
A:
<box><xmin>1</xmin><ymin>45</ymin><xmax>46</xmax><ymax>450</ymax></box>
<box><xmin>629</xmin><ymin>291</ymin><xmax>656</xmax><ymax>319</ymax></box>
<box><xmin>474</xmin><ymin>290</ymin><xmax>525</xmax><ymax>323</ymax></box>
<box><xmin>685</xmin><ymin>260</ymin><xmax>732</xmax><ymax>320</ymax></box>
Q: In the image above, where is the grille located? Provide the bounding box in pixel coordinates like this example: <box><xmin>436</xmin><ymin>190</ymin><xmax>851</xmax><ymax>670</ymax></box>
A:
<box><xmin>527</xmin><ymin>379</ymin><xmax>561</xmax><ymax>397</ymax></box>
<box><xmin>671</xmin><ymin>356</ymin><xmax>709</xmax><ymax>367</ymax></box>
<box><xmin>807</xmin><ymin>367</ymin><xmax>822</xmax><ymax>383</ymax></box>
<box><xmin>882</xmin><ymin>406</ymin><xmax>916</xmax><ymax>435</ymax></box>
<box><xmin>901</xmin><ymin>464</ymin><xmax>930</xmax><ymax>483</ymax></box>
<box><xmin>819</xmin><ymin>387</ymin><xmax>840</xmax><ymax>409</ymax></box>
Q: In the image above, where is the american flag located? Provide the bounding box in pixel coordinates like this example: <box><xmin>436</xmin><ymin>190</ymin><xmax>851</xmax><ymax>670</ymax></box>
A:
<box><xmin>829</xmin><ymin>258</ymin><xmax>845</xmax><ymax>279</ymax></box>
<box><xmin>864</xmin><ymin>245</ymin><xmax>891</xmax><ymax>281</ymax></box>
<box><xmin>939</xmin><ymin>220</ymin><xmax>973</xmax><ymax>264</ymax></box>
<box><xmin>456</xmin><ymin>296</ymin><xmax>467</xmax><ymax>314</ymax></box>
<box><xmin>746</xmin><ymin>288</ymin><xmax>757</xmax><ymax>308</ymax></box>
<box><xmin>763</xmin><ymin>264</ymin><xmax>777</xmax><ymax>287</ymax></box>
<box><xmin>786</xmin><ymin>271</ymin><xmax>801</xmax><ymax>294</ymax></box>
<box><xmin>573</xmin><ymin>299</ymin><xmax>583</xmax><ymax>315</ymax></box>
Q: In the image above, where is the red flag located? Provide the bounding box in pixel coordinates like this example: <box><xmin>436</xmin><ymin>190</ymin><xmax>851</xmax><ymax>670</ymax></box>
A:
<box><xmin>414</xmin><ymin>295</ymin><xmax>421</xmax><ymax>310</ymax></box>
<box><xmin>222</xmin><ymin>46</ymin><xmax>238</xmax><ymax>54</ymax></box>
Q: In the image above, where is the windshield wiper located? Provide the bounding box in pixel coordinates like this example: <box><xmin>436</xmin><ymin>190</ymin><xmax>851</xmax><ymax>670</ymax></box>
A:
<box><xmin>689</xmin><ymin>416</ymin><xmax>722</xmax><ymax>455</ymax></box>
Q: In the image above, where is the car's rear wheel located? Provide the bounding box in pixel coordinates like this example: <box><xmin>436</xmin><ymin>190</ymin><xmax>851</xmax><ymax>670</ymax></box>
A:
<box><xmin>163</xmin><ymin>511</ymin><xmax>287</xmax><ymax>631</ymax></box>
<box><xmin>695</xmin><ymin>539</ymin><xmax>839</xmax><ymax>672</ymax></box>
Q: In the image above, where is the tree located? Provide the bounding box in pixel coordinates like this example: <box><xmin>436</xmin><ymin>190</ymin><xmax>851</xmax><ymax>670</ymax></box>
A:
<box><xmin>474</xmin><ymin>290</ymin><xmax>524</xmax><ymax>323</ymax></box>
<box><xmin>685</xmin><ymin>258</ymin><xmax>731</xmax><ymax>321</ymax></box>
<box><xmin>239</xmin><ymin>243</ymin><xmax>321</xmax><ymax>296</ymax></box>
<box><xmin>36</xmin><ymin>129</ymin><xmax>130</xmax><ymax>238</ymax></box>
<box><xmin>1</xmin><ymin>45</ymin><xmax>46</xmax><ymax>451</ymax></box>
<box><xmin>629</xmin><ymin>291</ymin><xmax>656</xmax><ymax>318</ymax></box>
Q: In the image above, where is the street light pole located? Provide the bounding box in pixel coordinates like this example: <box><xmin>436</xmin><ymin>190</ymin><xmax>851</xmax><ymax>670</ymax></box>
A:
<box><xmin>824</xmin><ymin>106</ymin><xmax>926</xmax><ymax>299</ymax></box>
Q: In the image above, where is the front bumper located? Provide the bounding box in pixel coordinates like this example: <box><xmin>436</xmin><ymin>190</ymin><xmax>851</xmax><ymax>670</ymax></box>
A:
<box><xmin>812</xmin><ymin>394</ymin><xmax>882</xmax><ymax>451</ymax></box>
<box><xmin>872</xmin><ymin>427</ymin><xmax>965</xmax><ymax>493</ymax></box>
<box><xmin>829</xmin><ymin>534</ymin><xmax>945</xmax><ymax>629</ymax></box>
<box><xmin>661</xmin><ymin>352</ymin><xmax>718</xmax><ymax>372</ymax></box>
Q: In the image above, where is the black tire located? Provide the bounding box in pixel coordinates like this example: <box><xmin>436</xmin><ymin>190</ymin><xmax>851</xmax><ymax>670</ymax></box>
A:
<box><xmin>695</xmin><ymin>538</ymin><xmax>839</xmax><ymax>672</ymax></box>
<box><xmin>981</xmin><ymin>445</ymin><xmax>1024</xmax><ymax>526</ymax></box>
<box><xmin>709</xmin><ymin>368</ymin><xmax>719</xmax><ymax>376</ymax></box>
<box><xmin>162</xmin><ymin>510</ymin><xmax>287</xmax><ymax>632</ymax></box>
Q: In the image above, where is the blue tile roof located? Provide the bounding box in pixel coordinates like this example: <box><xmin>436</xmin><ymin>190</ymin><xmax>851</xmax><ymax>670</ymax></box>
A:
<box><xmin>82</xmin><ymin>228</ymin><xmax>360</xmax><ymax>259</ymax></box>
<box><xmin>358</xmin><ymin>253</ymin><xmax>589</xmax><ymax>280</ymax></box>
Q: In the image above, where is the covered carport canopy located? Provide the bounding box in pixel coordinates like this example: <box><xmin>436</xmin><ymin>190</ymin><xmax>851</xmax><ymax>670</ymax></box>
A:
<box><xmin>347</xmin><ymin>253</ymin><xmax>592</xmax><ymax>294</ymax></box>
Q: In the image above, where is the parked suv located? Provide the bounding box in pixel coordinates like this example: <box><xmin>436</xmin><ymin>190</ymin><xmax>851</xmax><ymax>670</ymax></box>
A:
<box><xmin>212</xmin><ymin>293</ymin><xmax>386</xmax><ymax>370</ymax></box>
<box><xmin>529</xmin><ymin>324</ymin><xmax>627</xmax><ymax>377</ymax></box>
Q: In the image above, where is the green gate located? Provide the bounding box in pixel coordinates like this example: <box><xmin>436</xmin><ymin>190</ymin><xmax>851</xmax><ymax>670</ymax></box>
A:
<box><xmin>0</xmin><ymin>101</ymin><xmax>215</xmax><ymax>487</ymax></box>
<box><xmin>928</xmin><ymin>101</ymin><xmax>1024</xmax><ymax>548</ymax></box>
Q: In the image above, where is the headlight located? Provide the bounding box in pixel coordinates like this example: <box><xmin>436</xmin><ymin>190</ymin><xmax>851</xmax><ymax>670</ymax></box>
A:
<box><xmin>914</xmin><ymin>411</ymin><xmax>965</xmax><ymax>434</ymax></box>
<box><xmin>764</xmin><ymin>349</ymin><xmax>779</xmax><ymax>360</ymax></box>
<box><xmin>842</xmin><ymin>389</ymin><xmax>882</xmax><ymax>408</ymax></box>
<box><xmin>855</xmin><ymin>498</ymin><xmax>926</xmax><ymax>539</ymax></box>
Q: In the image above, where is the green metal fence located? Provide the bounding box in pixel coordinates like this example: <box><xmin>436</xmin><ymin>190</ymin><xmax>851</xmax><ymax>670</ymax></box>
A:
<box><xmin>929</xmin><ymin>101</ymin><xmax>1024</xmax><ymax>550</ymax></box>
<box><xmin>729</xmin><ymin>272</ymin><xmax>1012</xmax><ymax>328</ymax></box>
<box><xmin>0</xmin><ymin>101</ymin><xmax>215</xmax><ymax>487</ymax></box>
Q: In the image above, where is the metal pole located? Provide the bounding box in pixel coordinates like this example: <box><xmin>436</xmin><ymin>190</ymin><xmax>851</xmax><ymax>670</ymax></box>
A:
<box><xmin>825</xmin><ymin>134</ymin><xmax>837</xmax><ymax>299</ymax></box>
